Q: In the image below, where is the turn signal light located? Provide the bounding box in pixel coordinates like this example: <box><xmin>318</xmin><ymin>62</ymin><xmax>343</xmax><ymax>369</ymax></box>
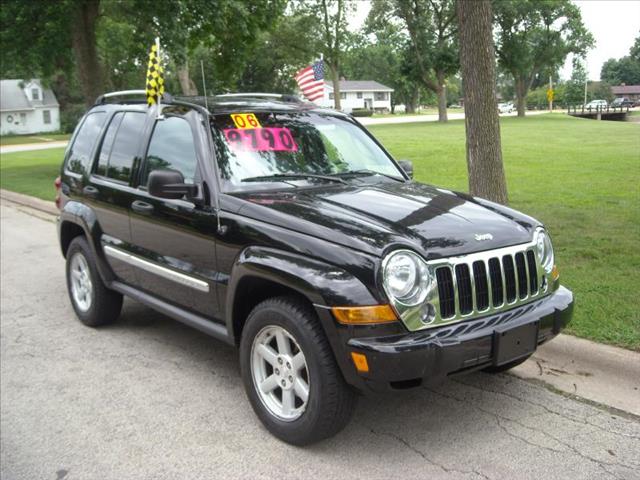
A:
<box><xmin>351</xmin><ymin>352</ymin><xmax>369</xmax><ymax>373</ymax></box>
<box><xmin>331</xmin><ymin>305</ymin><xmax>398</xmax><ymax>325</ymax></box>
<box><xmin>552</xmin><ymin>265</ymin><xmax>559</xmax><ymax>281</ymax></box>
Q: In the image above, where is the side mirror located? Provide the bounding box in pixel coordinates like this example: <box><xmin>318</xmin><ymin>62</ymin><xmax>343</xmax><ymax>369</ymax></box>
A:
<box><xmin>398</xmin><ymin>159</ymin><xmax>414</xmax><ymax>179</ymax></box>
<box><xmin>148</xmin><ymin>169</ymin><xmax>198</xmax><ymax>200</ymax></box>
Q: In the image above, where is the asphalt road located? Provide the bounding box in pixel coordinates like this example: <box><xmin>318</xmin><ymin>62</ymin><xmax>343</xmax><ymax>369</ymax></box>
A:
<box><xmin>1</xmin><ymin>202</ymin><xmax>639</xmax><ymax>480</ymax></box>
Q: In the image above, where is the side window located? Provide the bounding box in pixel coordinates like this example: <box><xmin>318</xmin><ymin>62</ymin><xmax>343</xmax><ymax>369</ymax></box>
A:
<box><xmin>143</xmin><ymin>116</ymin><xmax>198</xmax><ymax>186</ymax></box>
<box><xmin>95</xmin><ymin>112</ymin><xmax>145</xmax><ymax>183</ymax></box>
<box><xmin>66</xmin><ymin>112</ymin><xmax>107</xmax><ymax>175</ymax></box>
<box><xmin>96</xmin><ymin>113</ymin><xmax>124</xmax><ymax>177</ymax></box>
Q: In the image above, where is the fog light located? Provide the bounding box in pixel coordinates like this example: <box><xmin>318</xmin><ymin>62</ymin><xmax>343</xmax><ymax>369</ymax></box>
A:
<box><xmin>421</xmin><ymin>303</ymin><xmax>436</xmax><ymax>324</ymax></box>
<box><xmin>351</xmin><ymin>352</ymin><xmax>369</xmax><ymax>373</ymax></box>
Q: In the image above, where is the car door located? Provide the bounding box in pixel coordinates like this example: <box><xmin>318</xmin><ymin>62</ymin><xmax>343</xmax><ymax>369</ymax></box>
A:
<box><xmin>85</xmin><ymin>109</ymin><xmax>147</xmax><ymax>285</ymax></box>
<box><xmin>128</xmin><ymin>106</ymin><xmax>220</xmax><ymax>318</ymax></box>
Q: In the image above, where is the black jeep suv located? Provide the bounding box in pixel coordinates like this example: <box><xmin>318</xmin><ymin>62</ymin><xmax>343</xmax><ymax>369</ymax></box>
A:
<box><xmin>57</xmin><ymin>91</ymin><xmax>574</xmax><ymax>445</ymax></box>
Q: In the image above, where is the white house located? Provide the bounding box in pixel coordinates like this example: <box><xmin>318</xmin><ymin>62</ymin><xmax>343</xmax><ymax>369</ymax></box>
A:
<box><xmin>317</xmin><ymin>80</ymin><xmax>394</xmax><ymax>113</ymax></box>
<box><xmin>0</xmin><ymin>79</ymin><xmax>60</xmax><ymax>135</ymax></box>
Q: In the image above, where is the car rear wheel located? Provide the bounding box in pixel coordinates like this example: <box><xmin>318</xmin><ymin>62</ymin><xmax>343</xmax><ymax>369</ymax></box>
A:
<box><xmin>66</xmin><ymin>236</ymin><xmax>122</xmax><ymax>327</ymax></box>
<box><xmin>240</xmin><ymin>296</ymin><xmax>357</xmax><ymax>445</ymax></box>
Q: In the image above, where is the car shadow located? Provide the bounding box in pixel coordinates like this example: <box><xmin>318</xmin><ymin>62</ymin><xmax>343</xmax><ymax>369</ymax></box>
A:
<box><xmin>105</xmin><ymin>299</ymin><xmax>540</xmax><ymax>455</ymax></box>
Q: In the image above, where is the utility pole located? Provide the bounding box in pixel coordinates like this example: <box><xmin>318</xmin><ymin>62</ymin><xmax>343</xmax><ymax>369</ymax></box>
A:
<box><xmin>584</xmin><ymin>70</ymin><xmax>588</xmax><ymax>106</ymax></box>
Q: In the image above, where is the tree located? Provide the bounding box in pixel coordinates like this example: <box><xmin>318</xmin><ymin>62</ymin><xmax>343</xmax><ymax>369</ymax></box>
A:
<box><xmin>238</xmin><ymin>11</ymin><xmax>325</xmax><ymax>93</ymax></box>
<box><xmin>565</xmin><ymin>58</ymin><xmax>587</xmax><ymax>105</ymax></box>
<box><xmin>494</xmin><ymin>0</ymin><xmax>593</xmax><ymax>117</ymax></box>
<box><xmin>457</xmin><ymin>0</ymin><xmax>508</xmax><ymax>204</ymax></box>
<box><xmin>370</xmin><ymin>0</ymin><xmax>458</xmax><ymax>122</ymax></box>
<box><xmin>1</xmin><ymin>0</ymin><xmax>103</xmax><ymax>106</ymax></box>
<box><xmin>319</xmin><ymin>0</ymin><xmax>350</xmax><ymax>110</ymax></box>
<box><xmin>121</xmin><ymin>0</ymin><xmax>284</xmax><ymax>95</ymax></box>
<box><xmin>342</xmin><ymin>23</ymin><xmax>424</xmax><ymax>113</ymax></box>
<box><xmin>600</xmin><ymin>35</ymin><xmax>640</xmax><ymax>86</ymax></box>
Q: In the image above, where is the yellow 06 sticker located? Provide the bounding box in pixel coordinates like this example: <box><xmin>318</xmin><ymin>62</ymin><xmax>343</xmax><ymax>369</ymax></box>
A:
<box><xmin>231</xmin><ymin>113</ymin><xmax>261</xmax><ymax>129</ymax></box>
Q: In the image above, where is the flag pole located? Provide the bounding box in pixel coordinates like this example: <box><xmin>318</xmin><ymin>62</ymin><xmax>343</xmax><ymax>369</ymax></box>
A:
<box><xmin>156</xmin><ymin>36</ymin><xmax>161</xmax><ymax>119</ymax></box>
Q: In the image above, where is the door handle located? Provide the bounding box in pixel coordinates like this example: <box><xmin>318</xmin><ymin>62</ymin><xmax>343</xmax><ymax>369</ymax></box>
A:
<box><xmin>131</xmin><ymin>200</ymin><xmax>154</xmax><ymax>215</ymax></box>
<box><xmin>82</xmin><ymin>185</ymin><xmax>98</xmax><ymax>198</ymax></box>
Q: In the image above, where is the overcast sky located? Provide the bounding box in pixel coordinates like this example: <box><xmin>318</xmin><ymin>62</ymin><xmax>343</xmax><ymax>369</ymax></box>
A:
<box><xmin>564</xmin><ymin>1</ymin><xmax>640</xmax><ymax>80</ymax></box>
<box><xmin>347</xmin><ymin>0</ymin><xmax>640</xmax><ymax>81</ymax></box>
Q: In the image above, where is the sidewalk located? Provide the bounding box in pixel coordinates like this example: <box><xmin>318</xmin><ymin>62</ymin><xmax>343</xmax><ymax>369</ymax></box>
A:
<box><xmin>0</xmin><ymin>110</ymin><xmax>554</xmax><ymax>155</ymax></box>
<box><xmin>358</xmin><ymin>109</ymin><xmax>548</xmax><ymax>126</ymax></box>
<box><xmin>0</xmin><ymin>140</ymin><xmax>68</xmax><ymax>154</ymax></box>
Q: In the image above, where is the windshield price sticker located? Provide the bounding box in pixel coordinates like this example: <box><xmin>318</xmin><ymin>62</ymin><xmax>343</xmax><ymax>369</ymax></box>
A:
<box><xmin>224</xmin><ymin>127</ymin><xmax>298</xmax><ymax>152</ymax></box>
<box><xmin>230</xmin><ymin>113</ymin><xmax>262</xmax><ymax>129</ymax></box>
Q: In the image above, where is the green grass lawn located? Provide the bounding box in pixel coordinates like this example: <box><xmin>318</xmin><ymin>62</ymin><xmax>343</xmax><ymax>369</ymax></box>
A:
<box><xmin>1</xmin><ymin>114</ymin><xmax>638</xmax><ymax>349</ymax></box>
<box><xmin>369</xmin><ymin>114</ymin><xmax>640</xmax><ymax>350</ymax></box>
<box><xmin>0</xmin><ymin>147</ymin><xmax>65</xmax><ymax>199</ymax></box>
<box><xmin>0</xmin><ymin>133</ymin><xmax>70</xmax><ymax>147</ymax></box>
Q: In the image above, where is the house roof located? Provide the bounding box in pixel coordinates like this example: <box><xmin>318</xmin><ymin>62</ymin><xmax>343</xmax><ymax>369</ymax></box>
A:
<box><xmin>0</xmin><ymin>79</ymin><xmax>59</xmax><ymax>112</ymax></box>
<box><xmin>611</xmin><ymin>85</ymin><xmax>640</xmax><ymax>95</ymax></box>
<box><xmin>324</xmin><ymin>80</ymin><xmax>394</xmax><ymax>92</ymax></box>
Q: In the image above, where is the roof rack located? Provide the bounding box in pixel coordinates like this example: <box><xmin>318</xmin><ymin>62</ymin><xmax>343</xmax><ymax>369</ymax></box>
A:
<box><xmin>94</xmin><ymin>90</ymin><xmax>148</xmax><ymax>105</ymax></box>
<box><xmin>214</xmin><ymin>92</ymin><xmax>305</xmax><ymax>103</ymax></box>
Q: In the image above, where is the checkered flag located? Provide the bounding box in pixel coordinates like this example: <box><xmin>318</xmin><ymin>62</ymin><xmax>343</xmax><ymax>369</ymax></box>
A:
<box><xmin>146</xmin><ymin>39</ymin><xmax>165</xmax><ymax>106</ymax></box>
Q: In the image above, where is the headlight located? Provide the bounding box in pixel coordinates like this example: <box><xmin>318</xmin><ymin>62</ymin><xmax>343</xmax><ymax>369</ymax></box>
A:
<box><xmin>382</xmin><ymin>250</ymin><xmax>430</xmax><ymax>306</ymax></box>
<box><xmin>535</xmin><ymin>228</ymin><xmax>554</xmax><ymax>274</ymax></box>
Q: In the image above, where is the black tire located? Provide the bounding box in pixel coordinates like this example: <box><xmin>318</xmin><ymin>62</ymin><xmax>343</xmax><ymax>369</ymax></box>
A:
<box><xmin>240</xmin><ymin>296</ymin><xmax>357</xmax><ymax>445</ymax></box>
<box><xmin>65</xmin><ymin>236</ymin><xmax>122</xmax><ymax>327</ymax></box>
<box><xmin>483</xmin><ymin>354</ymin><xmax>531</xmax><ymax>373</ymax></box>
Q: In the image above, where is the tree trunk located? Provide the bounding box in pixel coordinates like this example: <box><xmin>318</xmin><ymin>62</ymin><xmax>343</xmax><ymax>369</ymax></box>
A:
<box><xmin>436</xmin><ymin>71</ymin><xmax>448</xmax><ymax>122</ymax></box>
<box><xmin>177</xmin><ymin>60</ymin><xmax>198</xmax><ymax>96</ymax></box>
<box><xmin>405</xmin><ymin>88</ymin><xmax>419</xmax><ymax>114</ymax></box>
<box><xmin>515</xmin><ymin>76</ymin><xmax>527</xmax><ymax>117</ymax></box>
<box><xmin>70</xmin><ymin>0</ymin><xmax>102</xmax><ymax>106</ymax></box>
<box><xmin>457</xmin><ymin>0</ymin><xmax>508</xmax><ymax>205</ymax></box>
<box><xmin>329</xmin><ymin>62</ymin><xmax>341</xmax><ymax>110</ymax></box>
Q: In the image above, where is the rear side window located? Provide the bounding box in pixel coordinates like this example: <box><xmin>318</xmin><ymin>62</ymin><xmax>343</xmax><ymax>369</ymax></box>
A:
<box><xmin>142</xmin><ymin>116</ymin><xmax>198</xmax><ymax>186</ymax></box>
<box><xmin>66</xmin><ymin>112</ymin><xmax>106</xmax><ymax>175</ymax></box>
<box><xmin>95</xmin><ymin>111</ymin><xmax>146</xmax><ymax>183</ymax></box>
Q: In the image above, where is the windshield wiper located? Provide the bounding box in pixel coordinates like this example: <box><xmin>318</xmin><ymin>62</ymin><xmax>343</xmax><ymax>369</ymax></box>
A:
<box><xmin>333</xmin><ymin>169</ymin><xmax>405</xmax><ymax>182</ymax></box>
<box><xmin>241</xmin><ymin>172</ymin><xmax>347</xmax><ymax>185</ymax></box>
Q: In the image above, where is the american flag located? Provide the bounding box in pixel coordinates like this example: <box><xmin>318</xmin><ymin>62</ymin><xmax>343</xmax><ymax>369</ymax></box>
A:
<box><xmin>295</xmin><ymin>60</ymin><xmax>325</xmax><ymax>102</ymax></box>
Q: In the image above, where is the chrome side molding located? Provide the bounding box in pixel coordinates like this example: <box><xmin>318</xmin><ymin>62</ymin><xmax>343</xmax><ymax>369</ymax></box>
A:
<box><xmin>104</xmin><ymin>246</ymin><xmax>210</xmax><ymax>293</ymax></box>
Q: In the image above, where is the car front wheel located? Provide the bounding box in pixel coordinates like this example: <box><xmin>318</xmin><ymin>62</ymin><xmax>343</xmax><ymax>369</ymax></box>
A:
<box><xmin>240</xmin><ymin>296</ymin><xmax>357</xmax><ymax>445</ymax></box>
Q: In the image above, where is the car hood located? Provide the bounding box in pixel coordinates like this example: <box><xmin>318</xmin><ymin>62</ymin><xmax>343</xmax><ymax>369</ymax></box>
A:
<box><xmin>232</xmin><ymin>181</ymin><xmax>539</xmax><ymax>259</ymax></box>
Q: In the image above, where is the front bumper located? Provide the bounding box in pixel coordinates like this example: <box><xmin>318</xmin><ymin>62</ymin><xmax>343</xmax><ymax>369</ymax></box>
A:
<box><xmin>323</xmin><ymin>286</ymin><xmax>573</xmax><ymax>393</ymax></box>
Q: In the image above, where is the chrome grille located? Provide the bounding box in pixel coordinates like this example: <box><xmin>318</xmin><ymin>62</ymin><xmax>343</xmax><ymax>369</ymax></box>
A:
<box><xmin>434</xmin><ymin>246</ymin><xmax>541</xmax><ymax>321</ymax></box>
<box><xmin>385</xmin><ymin>239</ymin><xmax>555</xmax><ymax>332</ymax></box>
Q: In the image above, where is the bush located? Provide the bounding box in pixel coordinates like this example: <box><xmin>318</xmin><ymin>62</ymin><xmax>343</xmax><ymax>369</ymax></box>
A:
<box><xmin>60</xmin><ymin>103</ymin><xmax>87</xmax><ymax>134</ymax></box>
<box><xmin>351</xmin><ymin>108</ymin><xmax>373</xmax><ymax>117</ymax></box>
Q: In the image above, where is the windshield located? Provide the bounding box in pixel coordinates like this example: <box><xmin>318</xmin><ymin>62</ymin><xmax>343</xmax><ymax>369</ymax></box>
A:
<box><xmin>211</xmin><ymin>111</ymin><xmax>404</xmax><ymax>191</ymax></box>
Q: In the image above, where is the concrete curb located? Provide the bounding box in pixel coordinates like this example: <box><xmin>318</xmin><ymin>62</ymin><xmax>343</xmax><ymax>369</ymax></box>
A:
<box><xmin>1</xmin><ymin>192</ymin><xmax>638</xmax><ymax>415</ymax></box>
<box><xmin>512</xmin><ymin>334</ymin><xmax>640</xmax><ymax>416</ymax></box>
<box><xmin>0</xmin><ymin>189</ymin><xmax>58</xmax><ymax>216</ymax></box>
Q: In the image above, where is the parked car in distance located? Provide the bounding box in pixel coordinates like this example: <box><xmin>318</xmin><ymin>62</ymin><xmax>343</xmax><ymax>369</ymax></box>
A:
<box><xmin>611</xmin><ymin>97</ymin><xmax>634</xmax><ymax>108</ymax></box>
<box><xmin>56</xmin><ymin>90</ymin><xmax>574</xmax><ymax>445</ymax></box>
<box><xmin>498</xmin><ymin>102</ymin><xmax>514</xmax><ymax>114</ymax></box>
<box><xmin>585</xmin><ymin>99</ymin><xmax>608</xmax><ymax>109</ymax></box>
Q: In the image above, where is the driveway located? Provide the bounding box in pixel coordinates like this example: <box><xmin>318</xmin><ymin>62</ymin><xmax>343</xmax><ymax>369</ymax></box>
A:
<box><xmin>1</xmin><ymin>201</ymin><xmax>639</xmax><ymax>480</ymax></box>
